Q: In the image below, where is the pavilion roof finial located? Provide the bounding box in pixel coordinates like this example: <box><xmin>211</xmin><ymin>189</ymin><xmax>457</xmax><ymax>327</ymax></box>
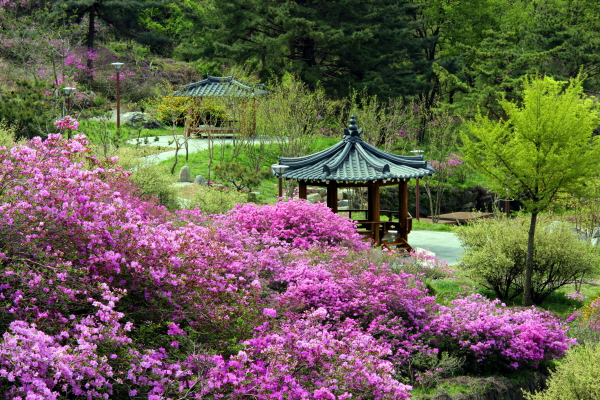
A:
<box><xmin>344</xmin><ymin>114</ymin><xmax>363</xmax><ymax>138</ymax></box>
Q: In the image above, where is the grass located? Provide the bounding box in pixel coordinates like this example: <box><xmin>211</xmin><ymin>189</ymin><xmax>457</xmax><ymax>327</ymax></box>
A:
<box><xmin>157</xmin><ymin>135</ymin><xmax>340</xmax><ymax>203</ymax></box>
<box><xmin>412</xmin><ymin>220</ymin><xmax>457</xmax><ymax>232</ymax></box>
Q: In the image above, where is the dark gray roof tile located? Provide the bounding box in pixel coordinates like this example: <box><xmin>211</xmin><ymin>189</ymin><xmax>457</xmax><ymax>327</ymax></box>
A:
<box><xmin>278</xmin><ymin>116</ymin><xmax>435</xmax><ymax>182</ymax></box>
<box><xmin>172</xmin><ymin>75</ymin><xmax>268</xmax><ymax>98</ymax></box>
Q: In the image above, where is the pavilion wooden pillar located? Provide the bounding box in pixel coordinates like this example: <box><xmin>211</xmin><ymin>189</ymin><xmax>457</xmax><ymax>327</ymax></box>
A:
<box><xmin>299</xmin><ymin>180</ymin><xmax>307</xmax><ymax>199</ymax></box>
<box><xmin>367</xmin><ymin>185</ymin><xmax>381</xmax><ymax>244</ymax></box>
<box><xmin>399</xmin><ymin>179</ymin><xmax>409</xmax><ymax>241</ymax></box>
<box><xmin>327</xmin><ymin>181</ymin><xmax>338</xmax><ymax>213</ymax></box>
<box><xmin>367</xmin><ymin>186</ymin><xmax>376</xmax><ymax>221</ymax></box>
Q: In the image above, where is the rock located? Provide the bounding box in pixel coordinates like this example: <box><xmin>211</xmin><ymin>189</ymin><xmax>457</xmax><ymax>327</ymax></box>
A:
<box><xmin>338</xmin><ymin>200</ymin><xmax>349</xmax><ymax>207</ymax></box>
<box><xmin>249</xmin><ymin>191</ymin><xmax>260</xmax><ymax>202</ymax></box>
<box><xmin>122</xmin><ymin>112</ymin><xmax>164</xmax><ymax>129</ymax></box>
<box><xmin>462</xmin><ymin>201</ymin><xmax>476</xmax><ymax>210</ymax></box>
<box><xmin>573</xmin><ymin>227</ymin><xmax>588</xmax><ymax>242</ymax></box>
<box><xmin>592</xmin><ymin>238</ymin><xmax>599</xmax><ymax>247</ymax></box>
<box><xmin>593</xmin><ymin>227</ymin><xmax>600</xmax><ymax>238</ymax></box>
<box><xmin>462</xmin><ymin>189</ymin><xmax>476</xmax><ymax>203</ymax></box>
<box><xmin>318</xmin><ymin>188</ymin><xmax>328</xmax><ymax>197</ymax></box>
<box><xmin>194</xmin><ymin>175</ymin><xmax>206</xmax><ymax>185</ymax></box>
<box><xmin>544</xmin><ymin>220</ymin><xmax>563</xmax><ymax>233</ymax></box>
<box><xmin>179</xmin><ymin>165</ymin><xmax>191</xmax><ymax>182</ymax></box>
<box><xmin>307</xmin><ymin>194</ymin><xmax>323</xmax><ymax>203</ymax></box>
<box><xmin>339</xmin><ymin>188</ymin><xmax>354</xmax><ymax>200</ymax></box>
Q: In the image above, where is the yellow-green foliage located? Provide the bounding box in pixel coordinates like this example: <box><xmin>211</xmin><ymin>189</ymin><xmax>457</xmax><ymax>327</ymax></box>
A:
<box><xmin>155</xmin><ymin>96</ymin><xmax>193</xmax><ymax>126</ymax></box>
<box><xmin>129</xmin><ymin>163</ymin><xmax>180</xmax><ymax>210</ymax></box>
<box><xmin>457</xmin><ymin>217</ymin><xmax>600</xmax><ymax>304</ymax></box>
<box><xmin>463</xmin><ymin>76</ymin><xmax>600</xmax><ymax>214</ymax></box>
<box><xmin>554</xmin><ymin>177</ymin><xmax>600</xmax><ymax>238</ymax></box>
<box><xmin>0</xmin><ymin>121</ymin><xmax>24</xmax><ymax>148</ymax></box>
<box><xmin>525</xmin><ymin>343</ymin><xmax>600</xmax><ymax>400</ymax></box>
<box><xmin>189</xmin><ymin>186</ymin><xmax>249</xmax><ymax>215</ymax></box>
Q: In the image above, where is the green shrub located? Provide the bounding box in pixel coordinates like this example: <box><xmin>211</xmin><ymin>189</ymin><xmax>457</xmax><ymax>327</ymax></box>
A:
<box><xmin>0</xmin><ymin>80</ymin><xmax>59</xmax><ymax>139</ymax></box>
<box><xmin>213</xmin><ymin>161</ymin><xmax>268</xmax><ymax>192</ymax></box>
<box><xmin>457</xmin><ymin>217</ymin><xmax>599</xmax><ymax>304</ymax></box>
<box><xmin>525</xmin><ymin>343</ymin><xmax>600</xmax><ymax>400</ymax></box>
<box><xmin>0</xmin><ymin>121</ymin><xmax>24</xmax><ymax>148</ymax></box>
<box><xmin>189</xmin><ymin>186</ymin><xmax>249</xmax><ymax>215</ymax></box>
<box><xmin>129</xmin><ymin>163</ymin><xmax>180</xmax><ymax>210</ymax></box>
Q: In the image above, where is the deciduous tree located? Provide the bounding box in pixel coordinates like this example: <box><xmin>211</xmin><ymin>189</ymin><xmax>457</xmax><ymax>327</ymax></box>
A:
<box><xmin>462</xmin><ymin>75</ymin><xmax>600</xmax><ymax>306</ymax></box>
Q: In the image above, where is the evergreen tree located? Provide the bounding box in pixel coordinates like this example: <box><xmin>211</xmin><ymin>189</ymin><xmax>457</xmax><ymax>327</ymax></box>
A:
<box><xmin>205</xmin><ymin>0</ymin><xmax>428</xmax><ymax>99</ymax></box>
<box><xmin>52</xmin><ymin>0</ymin><xmax>172</xmax><ymax>64</ymax></box>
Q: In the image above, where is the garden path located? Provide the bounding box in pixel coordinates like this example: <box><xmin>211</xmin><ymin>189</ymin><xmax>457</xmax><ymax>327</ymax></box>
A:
<box><xmin>408</xmin><ymin>231</ymin><xmax>463</xmax><ymax>265</ymax></box>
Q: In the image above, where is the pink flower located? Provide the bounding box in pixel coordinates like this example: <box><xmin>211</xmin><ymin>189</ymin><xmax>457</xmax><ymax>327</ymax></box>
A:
<box><xmin>262</xmin><ymin>308</ymin><xmax>277</xmax><ymax>318</ymax></box>
<box><xmin>54</xmin><ymin>115</ymin><xmax>79</xmax><ymax>132</ymax></box>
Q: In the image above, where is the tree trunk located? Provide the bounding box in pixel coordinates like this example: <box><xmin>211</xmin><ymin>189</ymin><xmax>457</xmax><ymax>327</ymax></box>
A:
<box><xmin>522</xmin><ymin>211</ymin><xmax>538</xmax><ymax>306</ymax></box>
<box><xmin>86</xmin><ymin>4</ymin><xmax>96</xmax><ymax>82</ymax></box>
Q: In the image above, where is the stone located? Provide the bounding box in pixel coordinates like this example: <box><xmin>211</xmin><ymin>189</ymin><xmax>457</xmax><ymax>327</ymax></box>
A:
<box><xmin>593</xmin><ymin>227</ymin><xmax>600</xmax><ymax>238</ymax></box>
<box><xmin>461</xmin><ymin>202</ymin><xmax>476</xmax><ymax>210</ymax></box>
<box><xmin>592</xmin><ymin>238</ymin><xmax>600</xmax><ymax>247</ymax></box>
<box><xmin>544</xmin><ymin>221</ymin><xmax>563</xmax><ymax>233</ymax></box>
<box><xmin>122</xmin><ymin>112</ymin><xmax>164</xmax><ymax>129</ymax></box>
<box><xmin>307</xmin><ymin>194</ymin><xmax>323</xmax><ymax>203</ymax></box>
<box><xmin>194</xmin><ymin>175</ymin><xmax>206</xmax><ymax>185</ymax></box>
<box><xmin>338</xmin><ymin>199</ymin><xmax>349</xmax><ymax>207</ymax></box>
<box><xmin>573</xmin><ymin>228</ymin><xmax>588</xmax><ymax>243</ymax></box>
<box><xmin>179</xmin><ymin>165</ymin><xmax>191</xmax><ymax>182</ymax></box>
<box><xmin>339</xmin><ymin>189</ymin><xmax>352</xmax><ymax>200</ymax></box>
<box><xmin>318</xmin><ymin>188</ymin><xmax>328</xmax><ymax>197</ymax></box>
<box><xmin>249</xmin><ymin>191</ymin><xmax>260</xmax><ymax>202</ymax></box>
<box><xmin>461</xmin><ymin>189</ymin><xmax>476</xmax><ymax>203</ymax></box>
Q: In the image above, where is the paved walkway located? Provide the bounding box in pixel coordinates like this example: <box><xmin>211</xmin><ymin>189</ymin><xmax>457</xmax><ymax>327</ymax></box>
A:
<box><xmin>408</xmin><ymin>231</ymin><xmax>463</xmax><ymax>265</ymax></box>
<box><xmin>132</xmin><ymin>134</ymin><xmax>278</xmax><ymax>164</ymax></box>
<box><xmin>131</xmin><ymin>135</ymin><xmax>239</xmax><ymax>164</ymax></box>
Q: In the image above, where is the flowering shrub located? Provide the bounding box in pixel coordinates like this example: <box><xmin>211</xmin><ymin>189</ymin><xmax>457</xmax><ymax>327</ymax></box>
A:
<box><xmin>429</xmin><ymin>294</ymin><xmax>575</xmax><ymax>372</ymax></box>
<box><xmin>0</xmin><ymin>134</ymin><xmax>577</xmax><ymax>398</ymax></box>
<box><xmin>203</xmin><ymin>309</ymin><xmax>412</xmax><ymax>400</ymax></box>
<box><xmin>54</xmin><ymin>115</ymin><xmax>79</xmax><ymax>131</ymax></box>
<box><xmin>219</xmin><ymin>199</ymin><xmax>369</xmax><ymax>251</ymax></box>
<box><xmin>389</xmin><ymin>249</ymin><xmax>455</xmax><ymax>280</ymax></box>
<box><xmin>429</xmin><ymin>153</ymin><xmax>463</xmax><ymax>173</ymax></box>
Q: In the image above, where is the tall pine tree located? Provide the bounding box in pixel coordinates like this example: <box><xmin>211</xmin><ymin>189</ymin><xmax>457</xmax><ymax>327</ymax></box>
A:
<box><xmin>205</xmin><ymin>0</ymin><xmax>429</xmax><ymax>99</ymax></box>
<box><xmin>53</xmin><ymin>0</ymin><xmax>172</xmax><ymax>71</ymax></box>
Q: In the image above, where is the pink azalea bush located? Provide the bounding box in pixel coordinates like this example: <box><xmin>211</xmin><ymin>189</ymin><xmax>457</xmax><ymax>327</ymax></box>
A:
<box><xmin>54</xmin><ymin>115</ymin><xmax>79</xmax><ymax>131</ymax></box>
<box><xmin>0</xmin><ymin>134</ymin><xmax>575</xmax><ymax>398</ymax></box>
<box><xmin>218</xmin><ymin>200</ymin><xmax>369</xmax><ymax>251</ymax></box>
<box><xmin>429</xmin><ymin>294</ymin><xmax>575</xmax><ymax>372</ymax></box>
<box><xmin>203</xmin><ymin>310</ymin><xmax>412</xmax><ymax>399</ymax></box>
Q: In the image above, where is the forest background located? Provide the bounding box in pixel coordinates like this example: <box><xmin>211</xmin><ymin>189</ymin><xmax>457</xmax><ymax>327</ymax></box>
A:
<box><xmin>2</xmin><ymin>0</ymin><xmax>600</xmax><ymax>137</ymax></box>
<box><xmin>1</xmin><ymin>1</ymin><xmax>600</xmax><ymax>399</ymax></box>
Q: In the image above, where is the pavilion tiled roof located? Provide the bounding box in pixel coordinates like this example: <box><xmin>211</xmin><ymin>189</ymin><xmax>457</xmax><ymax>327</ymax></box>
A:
<box><xmin>278</xmin><ymin>116</ymin><xmax>435</xmax><ymax>183</ymax></box>
<box><xmin>172</xmin><ymin>75</ymin><xmax>268</xmax><ymax>98</ymax></box>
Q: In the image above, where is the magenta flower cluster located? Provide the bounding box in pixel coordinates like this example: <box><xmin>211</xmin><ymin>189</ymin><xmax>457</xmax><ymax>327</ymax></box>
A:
<box><xmin>429</xmin><ymin>294</ymin><xmax>575</xmax><ymax>371</ymax></box>
<box><xmin>0</xmin><ymin>135</ymin><xmax>574</xmax><ymax>398</ymax></box>
<box><xmin>54</xmin><ymin>115</ymin><xmax>79</xmax><ymax>131</ymax></box>
<box><xmin>430</xmin><ymin>153</ymin><xmax>463</xmax><ymax>174</ymax></box>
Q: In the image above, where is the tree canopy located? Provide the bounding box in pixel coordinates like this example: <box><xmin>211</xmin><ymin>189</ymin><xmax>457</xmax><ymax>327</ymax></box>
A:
<box><xmin>203</xmin><ymin>0</ymin><xmax>429</xmax><ymax>99</ymax></box>
<box><xmin>462</xmin><ymin>75</ymin><xmax>600</xmax><ymax>305</ymax></box>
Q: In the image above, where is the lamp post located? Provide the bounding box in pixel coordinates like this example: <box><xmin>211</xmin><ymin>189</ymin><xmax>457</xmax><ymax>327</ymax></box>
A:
<box><xmin>111</xmin><ymin>62</ymin><xmax>124</xmax><ymax>134</ymax></box>
<box><xmin>271</xmin><ymin>164</ymin><xmax>289</xmax><ymax>198</ymax></box>
<box><xmin>63</xmin><ymin>87</ymin><xmax>75</xmax><ymax>116</ymax></box>
<box><xmin>411</xmin><ymin>150</ymin><xmax>424</xmax><ymax>221</ymax></box>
